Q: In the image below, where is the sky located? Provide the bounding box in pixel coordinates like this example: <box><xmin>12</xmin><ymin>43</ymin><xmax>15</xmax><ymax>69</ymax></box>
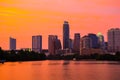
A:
<box><xmin>0</xmin><ymin>0</ymin><xmax>120</xmax><ymax>50</ymax></box>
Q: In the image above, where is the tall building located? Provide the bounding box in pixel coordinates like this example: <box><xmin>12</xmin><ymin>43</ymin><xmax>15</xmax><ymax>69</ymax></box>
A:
<box><xmin>81</xmin><ymin>35</ymin><xmax>92</xmax><ymax>49</ymax></box>
<box><xmin>48</xmin><ymin>35</ymin><xmax>57</xmax><ymax>55</ymax></box>
<box><xmin>48</xmin><ymin>35</ymin><xmax>61</xmax><ymax>55</ymax></box>
<box><xmin>10</xmin><ymin>37</ymin><xmax>16</xmax><ymax>50</ymax></box>
<box><xmin>97</xmin><ymin>33</ymin><xmax>105</xmax><ymax>50</ymax></box>
<box><xmin>73</xmin><ymin>33</ymin><xmax>80</xmax><ymax>53</ymax></box>
<box><xmin>63</xmin><ymin>21</ymin><xmax>70</xmax><ymax>49</ymax></box>
<box><xmin>55</xmin><ymin>39</ymin><xmax>62</xmax><ymax>51</ymax></box>
<box><xmin>88</xmin><ymin>33</ymin><xmax>99</xmax><ymax>48</ymax></box>
<box><xmin>81</xmin><ymin>35</ymin><xmax>105</xmax><ymax>55</ymax></box>
<box><xmin>69</xmin><ymin>39</ymin><xmax>73</xmax><ymax>49</ymax></box>
<box><xmin>32</xmin><ymin>35</ymin><xmax>42</xmax><ymax>53</ymax></box>
<box><xmin>108</xmin><ymin>28</ymin><xmax>120</xmax><ymax>52</ymax></box>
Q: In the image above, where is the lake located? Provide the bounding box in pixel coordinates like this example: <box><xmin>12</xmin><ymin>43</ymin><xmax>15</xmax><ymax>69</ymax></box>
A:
<box><xmin>0</xmin><ymin>60</ymin><xmax>120</xmax><ymax>80</ymax></box>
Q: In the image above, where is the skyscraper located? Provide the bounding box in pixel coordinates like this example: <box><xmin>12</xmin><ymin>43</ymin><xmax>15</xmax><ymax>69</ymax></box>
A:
<box><xmin>32</xmin><ymin>35</ymin><xmax>42</xmax><ymax>53</ymax></box>
<box><xmin>55</xmin><ymin>39</ymin><xmax>62</xmax><ymax>50</ymax></box>
<box><xmin>63</xmin><ymin>21</ymin><xmax>70</xmax><ymax>49</ymax></box>
<box><xmin>48</xmin><ymin>35</ymin><xmax>57</xmax><ymax>55</ymax></box>
<box><xmin>97</xmin><ymin>33</ymin><xmax>105</xmax><ymax>50</ymax></box>
<box><xmin>10</xmin><ymin>37</ymin><xmax>16</xmax><ymax>50</ymax></box>
<box><xmin>88</xmin><ymin>33</ymin><xmax>99</xmax><ymax>48</ymax></box>
<box><xmin>81</xmin><ymin>35</ymin><xmax>92</xmax><ymax>49</ymax></box>
<box><xmin>69</xmin><ymin>39</ymin><xmax>73</xmax><ymax>50</ymax></box>
<box><xmin>81</xmin><ymin>35</ymin><xmax>104</xmax><ymax>55</ymax></box>
<box><xmin>73</xmin><ymin>33</ymin><xmax>80</xmax><ymax>53</ymax></box>
<box><xmin>108</xmin><ymin>28</ymin><xmax>120</xmax><ymax>52</ymax></box>
<box><xmin>48</xmin><ymin>35</ymin><xmax>61</xmax><ymax>55</ymax></box>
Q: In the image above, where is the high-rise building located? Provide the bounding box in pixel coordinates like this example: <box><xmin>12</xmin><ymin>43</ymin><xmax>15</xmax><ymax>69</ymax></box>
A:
<box><xmin>88</xmin><ymin>33</ymin><xmax>99</xmax><ymax>48</ymax></box>
<box><xmin>32</xmin><ymin>35</ymin><xmax>42</xmax><ymax>53</ymax></box>
<box><xmin>63</xmin><ymin>21</ymin><xmax>70</xmax><ymax>49</ymax></box>
<box><xmin>81</xmin><ymin>35</ymin><xmax>92</xmax><ymax>49</ymax></box>
<box><xmin>108</xmin><ymin>28</ymin><xmax>120</xmax><ymax>52</ymax></box>
<box><xmin>73</xmin><ymin>33</ymin><xmax>80</xmax><ymax>53</ymax></box>
<box><xmin>10</xmin><ymin>37</ymin><xmax>16</xmax><ymax>50</ymax></box>
<box><xmin>69</xmin><ymin>39</ymin><xmax>73</xmax><ymax>49</ymax></box>
<box><xmin>48</xmin><ymin>35</ymin><xmax>61</xmax><ymax>55</ymax></box>
<box><xmin>55</xmin><ymin>39</ymin><xmax>62</xmax><ymax>51</ymax></box>
<box><xmin>48</xmin><ymin>35</ymin><xmax>57</xmax><ymax>55</ymax></box>
<box><xmin>97</xmin><ymin>33</ymin><xmax>105</xmax><ymax>50</ymax></box>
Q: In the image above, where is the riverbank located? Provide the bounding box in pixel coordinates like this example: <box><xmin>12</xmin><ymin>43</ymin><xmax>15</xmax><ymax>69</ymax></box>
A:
<box><xmin>0</xmin><ymin>48</ymin><xmax>120</xmax><ymax>63</ymax></box>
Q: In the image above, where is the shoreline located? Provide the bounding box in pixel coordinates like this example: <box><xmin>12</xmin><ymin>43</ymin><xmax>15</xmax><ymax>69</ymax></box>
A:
<box><xmin>1</xmin><ymin>59</ymin><xmax>120</xmax><ymax>63</ymax></box>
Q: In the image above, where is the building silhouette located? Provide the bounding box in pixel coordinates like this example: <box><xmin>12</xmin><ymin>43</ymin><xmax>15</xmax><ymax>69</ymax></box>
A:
<box><xmin>88</xmin><ymin>33</ymin><xmax>99</xmax><ymax>48</ymax></box>
<box><xmin>108</xmin><ymin>28</ymin><xmax>120</xmax><ymax>52</ymax></box>
<box><xmin>48</xmin><ymin>35</ymin><xmax>61</xmax><ymax>55</ymax></box>
<box><xmin>69</xmin><ymin>39</ymin><xmax>73</xmax><ymax>50</ymax></box>
<box><xmin>81</xmin><ymin>35</ymin><xmax>92</xmax><ymax>49</ymax></box>
<box><xmin>81</xmin><ymin>35</ymin><xmax>105</xmax><ymax>55</ymax></box>
<box><xmin>9</xmin><ymin>37</ymin><xmax>16</xmax><ymax>50</ymax></box>
<box><xmin>55</xmin><ymin>38</ymin><xmax>62</xmax><ymax>51</ymax></box>
<box><xmin>73</xmin><ymin>33</ymin><xmax>80</xmax><ymax>53</ymax></box>
<box><xmin>32</xmin><ymin>35</ymin><xmax>42</xmax><ymax>53</ymax></box>
<box><xmin>63</xmin><ymin>21</ymin><xmax>70</xmax><ymax>49</ymax></box>
<box><xmin>97</xmin><ymin>33</ymin><xmax>105</xmax><ymax>50</ymax></box>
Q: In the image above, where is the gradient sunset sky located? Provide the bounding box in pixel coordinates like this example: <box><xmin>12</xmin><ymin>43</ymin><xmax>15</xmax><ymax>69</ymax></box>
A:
<box><xmin>0</xmin><ymin>0</ymin><xmax>120</xmax><ymax>50</ymax></box>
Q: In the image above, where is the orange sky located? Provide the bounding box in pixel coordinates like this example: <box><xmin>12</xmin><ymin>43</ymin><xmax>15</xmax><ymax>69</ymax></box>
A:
<box><xmin>0</xmin><ymin>0</ymin><xmax>120</xmax><ymax>50</ymax></box>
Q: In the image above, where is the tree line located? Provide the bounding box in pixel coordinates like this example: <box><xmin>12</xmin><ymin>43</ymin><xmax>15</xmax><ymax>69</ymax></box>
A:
<box><xmin>0</xmin><ymin>47</ymin><xmax>120</xmax><ymax>62</ymax></box>
<box><xmin>0</xmin><ymin>47</ymin><xmax>46</xmax><ymax>62</ymax></box>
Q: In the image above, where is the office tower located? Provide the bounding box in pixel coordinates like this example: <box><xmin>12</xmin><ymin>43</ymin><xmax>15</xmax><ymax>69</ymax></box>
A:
<box><xmin>68</xmin><ymin>39</ymin><xmax>73</xmax><ymax>53</ymax></box>
<box><xmin>81</xmin><ymin>35</ymin><xmax>92</xmax><ymax>49</ymax></box>
<box><xmin>73</xmin><ymin>33</ymin><xmax>80</xmax><ymax>53</ymax></box>
<box><xmin>88</xmin><ymin>33</ymin><xmax>99</xmax><ymax>48</ymax></box>
<box><xmin>48</xmin><ymin>35</ymin><xmax>57</xmax><ymax>55</ymax></box>
<box><xmin>48</xmin><ymin>35</ymin><xmax>61</xmax><ymax>55</ymax></box>
<box><xmin>97</xmin><ymin>33</ymin><xmax>105</xmax><ymax>50</ymax></box>
<box><xmin>69</xmin><ymin>39</ymin><xmax>73</xmax><ymax>49</ymax></box>
<box><xmin>63</xmin><ymin>21</ymin><xmax>70</xmax><ymax>49</ymax></box>
<box><xmin>55</xmin><ymin>39</ymin><xmax>62</xmax><ymax>50</ymax></box>
<box><xmin>10</xmin><ymin>37</ymin><xmax>16</xmax><ymax>50</ymax></box>
<box><xmin>81</xmin><ymin>35</ymin><xmax>104</xmax><ymax>55</ymax></box>
<box><xmin>108</xmin><ymin>28</ymin><xmax>120</xmax><ymax>52</ymax></box>
<box><xmin>32</xmin><ymin>35</ymin><xmax>42</xmax><ymax>53</ymax></box>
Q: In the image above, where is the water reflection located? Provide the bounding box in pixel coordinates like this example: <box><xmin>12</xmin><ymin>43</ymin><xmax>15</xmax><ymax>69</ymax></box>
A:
<box><xmin>48</xmin><ymin>61</ymin><xmax>61</xmax><ymax>65</ymax></box>
<box><xmin>62</xmin><ymin>61</ymin><xmax>70</xmax><ymax>65</ymax></box>
<box><xmin>0</xmin><ymin>61</ymin><xmax>120</xmax><ymax>80</ymax></box>
<box><xmin>73</xmin><ymin>61</ymin><xmax>80</xmax><ymax>65</ymax></box>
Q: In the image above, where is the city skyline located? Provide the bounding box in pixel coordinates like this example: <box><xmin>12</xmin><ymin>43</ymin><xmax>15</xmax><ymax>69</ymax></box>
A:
<box><xmin>0</xmin><ymin>1</ymin><xmax>120</xmax><ymax>80</ymax></box>
<box><xmin>0</xmin><ymin>0</ymin><xmax>120</xmax><ymax>50</ymax></box>
<box><xmin>0</xmin><ymin>24</ymin><xmax>119</xmax><ymax>50</ymax></box>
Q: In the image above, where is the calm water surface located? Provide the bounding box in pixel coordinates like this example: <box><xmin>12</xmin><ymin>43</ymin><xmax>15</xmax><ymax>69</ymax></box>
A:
<box><xmin>0</xmin><ymin>60</ymin><xmax>120</xmax><ymax>80</ymax></box>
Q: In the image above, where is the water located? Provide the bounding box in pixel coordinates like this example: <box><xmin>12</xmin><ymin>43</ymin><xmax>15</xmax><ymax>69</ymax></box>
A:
<box><xmin>0</xmin><ymin>60</ymin><xmax>120</xmax><ymax>80</ymax></box>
